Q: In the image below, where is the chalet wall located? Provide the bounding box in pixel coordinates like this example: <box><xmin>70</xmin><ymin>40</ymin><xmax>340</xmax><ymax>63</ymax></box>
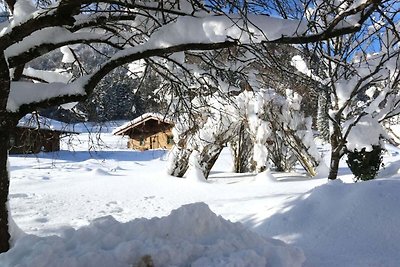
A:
<box><xmin>128</xmin><ymin>130</ymin><xmax>174</xmax><ymax>150</ymax></box>
<box><xmin>114</xmin><ymin>115</ymin><xmax>175</xmax><ymax>151</ymax></box>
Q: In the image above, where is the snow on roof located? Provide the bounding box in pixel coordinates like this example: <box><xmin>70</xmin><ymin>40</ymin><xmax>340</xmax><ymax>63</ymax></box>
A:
<box><xmin>17</xmin><ymin>113</ymin><xmax>78</xmax><ymax>133</ymax></box>
<box><xmin>113</xmin><ymin>113</ymin><xmax>173</xmax><ymax>135</ymax></box>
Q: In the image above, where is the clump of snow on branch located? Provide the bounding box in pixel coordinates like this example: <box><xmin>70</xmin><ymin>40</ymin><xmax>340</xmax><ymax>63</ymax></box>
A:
<box><xmin>291</xmin><ymin>55</ymin><xmax>325</xmax><ymax>84</ymax></box>
<box><xmin>12</xmin><ymin>0</ymin><xmax>37</xmax><ymax>25</ymax></box>
<box><xmin>7</xmin><ymin>78</ymin><xmax>88</xmax><ymax>112</ymax></box>
<box><xmin>344</xmin><ymin>115</ymin><xmax>387</xmax><ymax>152</ymax></box>
<box><xmin>127</xmin><ymin>59</ymin><xmax>146</xmax><ymax>79</ymax></box>
<box><xmin>60</xmin><ymin>46</ymin><xmax>75</xmax><ymax>64</ymax></box>
<box><xmin>109</xmin><ymin>15</ymin><xmax>306</xmax><ymax>64</ymax></box>
<box><xmin>23</xmin><ymin>67</ymin><xmax>72</xmax><ymax>83</ymax></box>
<box><xmin>147</xmin><ymin>15</ymin><xmax>306</xmax><ymax>48</ymax></box>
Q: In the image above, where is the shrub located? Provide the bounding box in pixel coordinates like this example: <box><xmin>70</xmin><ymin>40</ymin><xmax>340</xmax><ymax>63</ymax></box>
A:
<box><xmin>346</xmin><ymin>145</ymin><xmax>383</xmax><ymax>181</ymax></box>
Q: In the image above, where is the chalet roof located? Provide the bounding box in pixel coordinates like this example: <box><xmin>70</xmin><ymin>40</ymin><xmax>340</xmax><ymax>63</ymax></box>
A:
<box><xmin>17</xmin><ymin>114</ymin><xmax>78</xmax><ymax>134</ymax></box>
<box><xmin>113</xmin><ymin>113</ymin><xmax>173</xmax><ymax>136</ymax></box>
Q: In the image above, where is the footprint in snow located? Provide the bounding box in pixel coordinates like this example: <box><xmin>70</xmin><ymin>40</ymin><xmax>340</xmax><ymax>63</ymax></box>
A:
<box><xmin>104</xmin><ymin>201</ymin><xmax>124</xmax><ymax>214</ymax></box>
<box><xmin>106</xmin><ymin>201</ymin><xmax>119</xmax><ymax>206</ymax></box>
<box><xmin>35</xmin><ymin>217</ymin><xmax>49</xmax><ymax>223</ymax></box>
<box><xmin>110</xmin><ymin>166</ymin><xmax>125</xmax><ymax>172</ymax></box>
<box><xmin>92</xmin><ymin>168</ymin><xmax>110</xmax><ymax>176</ymax></box>
<box><xmin>9</xmin><ymin>193</ymin><xmax>29</xmax><ymax>199</ymax></box>
<box><xmin>110</xmin><ymin>207</ymin><xmax>123</xmax><ymax>213</ymax></box>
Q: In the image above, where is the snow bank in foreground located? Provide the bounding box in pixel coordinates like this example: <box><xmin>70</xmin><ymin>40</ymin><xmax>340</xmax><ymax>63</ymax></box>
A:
<box><xmin>256</xmin><ymin>179</ymin><xmax>400</xmax><ymax>267</ymax></box>
<box><xmin>0</xmin><ymin>203</ymin><xmax>304</xmax><ymax>267</ymax></box>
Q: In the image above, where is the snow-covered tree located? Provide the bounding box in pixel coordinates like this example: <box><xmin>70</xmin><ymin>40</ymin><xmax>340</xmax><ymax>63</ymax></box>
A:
<box><xmin>237</xmin><ymin>88</ymin><xmax>321</xmax><ymax>176</ymax></box>
<box><xmin>167</xmin><ymin>112</ymin><xmax>204</xmax><ymax>178</ymax></box>
<box><xmin>291</xmin><ymin>1</ymin><xmax>400</xmax><ymax>180</ymax></box>
<box><xmin>168</xmin><ymin>83</ymin><xmax>321</xmax><ymax>178</ymax></box>
<box><xmin>168</xmin><ymin>93</ymin><xmax>239</xmax><ymax>179</ymax></box>
<box><xmin>0</xmin><ymin>0</ymin><xmax>385</xmax><ymax>252</ymax></box>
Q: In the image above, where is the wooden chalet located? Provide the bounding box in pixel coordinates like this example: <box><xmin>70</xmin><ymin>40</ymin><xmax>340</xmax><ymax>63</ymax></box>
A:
<box><xmin>113</xmin><ymin>113</ymin><xmax>174</xmax><ymax>150</ymax></box>
<box><xmin>10</xmin><ymin>114</ymin><xmax>77</xmax><ymax>154</ymax></box>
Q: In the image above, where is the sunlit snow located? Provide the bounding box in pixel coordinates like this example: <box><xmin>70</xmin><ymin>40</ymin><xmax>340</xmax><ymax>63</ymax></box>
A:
<box><xmin>2</xmin><ymin>122</ymin><xmax>400</xmax><ymax>266</ymax></box>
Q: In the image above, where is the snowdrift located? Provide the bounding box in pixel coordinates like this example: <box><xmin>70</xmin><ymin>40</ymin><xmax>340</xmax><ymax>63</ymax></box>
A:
<box><xmin>256</xmin><ymin>179</ymin><xmax>400</xmax><ymax>267</ymax></box>
<box><xmin>0</xmin><ymin>203</ymin><xmax>304</xmax><ymax>267</ymax></box>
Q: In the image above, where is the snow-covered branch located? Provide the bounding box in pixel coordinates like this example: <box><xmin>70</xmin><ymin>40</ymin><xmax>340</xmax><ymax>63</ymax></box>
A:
<box><xmin>6</xmin><ymin>31</ymin><xmax>119</xmax><ymax>68</ymax></box>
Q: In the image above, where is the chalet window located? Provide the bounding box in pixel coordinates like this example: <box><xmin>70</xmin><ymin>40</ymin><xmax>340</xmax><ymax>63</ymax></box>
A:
<box><xmin>139</xmin><ymin>138</ymin><xmax>144</xmax><ymax>145</ymax></box>
<box><xmin>167</xmin><ymin>135</ymin><xmax>174</xmax><ymax>145</ymax></box>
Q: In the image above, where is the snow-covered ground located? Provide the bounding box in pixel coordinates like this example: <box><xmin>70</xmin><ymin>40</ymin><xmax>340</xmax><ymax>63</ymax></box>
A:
<box><xmin>2</xmin><ymin>122</ymin><xmax>400</xmax><ymax>266</ymax></box>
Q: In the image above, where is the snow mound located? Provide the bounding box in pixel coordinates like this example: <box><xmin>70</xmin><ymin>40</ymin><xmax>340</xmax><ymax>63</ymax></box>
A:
<box><xmin>258</xmin><ymin>179</ymin><xmax>400</xmax><ymax>266</ymax></box>
<box><xmin>1</xmin><ymin>203</ymin><xmax>304</xmax><ymax>267</ymax></box>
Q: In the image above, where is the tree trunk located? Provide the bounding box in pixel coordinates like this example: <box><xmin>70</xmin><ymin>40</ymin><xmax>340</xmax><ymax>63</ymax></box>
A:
<box><xmin>267</xmin><ymin>134</ymin><xmax>297</xmax><ymax>172</ymax></box>
<box><xmin>317</xmin><ymin>89</ymin><xmax>330</xmax><ymax>142</ymax></box>
<box><xmin>199</xmin><ymin>144</ymin><xmax>224</xmax><ymax>179</ymax></box>
<box><xmin>279</xmin><ymin>129</ymin><xmax>320</xmax><ymax>177</ymax></box>
<box><xmin>0</xmin><ymin>50</ymin><xmax>13</xmax><ymax>252</ymax></box>
<box><xmin>328</xmin><ymin>147</ymin><xmax>341</xmax><ymax>180</ymax></box>
<box><xmin>0</xmin><ymin>126</ymin><xmax>10</xmax><ymax>252</ymax></box>
<box><xmin>167</xmin><ymin>145</ymin><xmax>191</xmax><ymax>177</ymax></box>
<box><xmin>230</xmin><ymin>123</ymin><xmax>254</xmax><ymax>173</ymax></box>
<box><xmin>328</xmin><ymin>128</ymin><xmax>343</xmax><ymax>180</ymax></box>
